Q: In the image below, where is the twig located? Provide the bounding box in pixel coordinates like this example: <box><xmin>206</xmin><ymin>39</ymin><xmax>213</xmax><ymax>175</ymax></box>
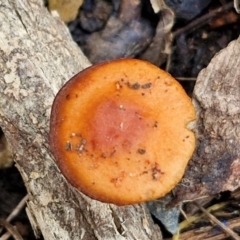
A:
<box><xmin>0</xmin><ymin>231</ymin><xmax>11</xmax><ymax>240</ymax></box>
<box><xmin>167</xmin><ymin>217</ymin><xmax>240</xmax><ymax>240</ymax></box>
<box><xmin>0</xmin><ymin>195</ymin><xmax>28</xmax><ymax>234</ymax></box>
<box><xmin>172</xmin><ymin>201</ymin><xmax>228</xmax><ymax>240</ymax></box>
<box><xmin>173</xmin><ymin>2</ymin><xmax>233</xmax><ymax>37</ymax></box>
<box><xmin>6</xmin><ymin>195</ymin><xmax>28</xmax><ymax>222</ymax></box>
<box><xmin>193</xmin><ymin>201</ymin><xmax>240</xmax><ymax>240</ymax></box>
<box><xmin>0</xmin><ymin>219</ymin><xmax>23</xmax><ymax>240</ymax></box>
<box><xmin>165</xmin><ymin>48</ymin><xmax>172</xmax><ymax>72</ymax></box>
<box><xmin>234</xmin><ymin>0</ymin><xmax>240</xmax><ymax>13</ymax></box>
<box><xmin>176</xmin><ymin>77</ymin><xmax>197</xmax><ymax>81</ymax></box>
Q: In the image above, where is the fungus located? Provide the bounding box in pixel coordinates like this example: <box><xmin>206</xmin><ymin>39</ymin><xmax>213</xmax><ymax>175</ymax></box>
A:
<box><xmin>49</xmin><ymin>59</ymin><xmax>196</xmax><ymax>205</ymax></box>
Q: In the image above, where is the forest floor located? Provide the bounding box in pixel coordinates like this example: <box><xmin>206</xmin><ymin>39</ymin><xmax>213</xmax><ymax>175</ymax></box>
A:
<box><xmin>0</xmin><ymin>1</ymin><xmax>240</xmax><ymax>239</ymax></box>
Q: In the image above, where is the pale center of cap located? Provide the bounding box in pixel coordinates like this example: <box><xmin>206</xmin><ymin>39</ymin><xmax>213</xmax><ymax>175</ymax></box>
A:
<box><xmin>86</xmin><ymin>99</ymin><xmax>150</xmax><ymax>153</ymax></box>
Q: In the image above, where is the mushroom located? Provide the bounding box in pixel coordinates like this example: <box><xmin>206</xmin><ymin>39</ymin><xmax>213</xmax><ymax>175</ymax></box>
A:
<box><xmin>49</xmin><ymin>59</ymin><xmax>196</xmax><ymax>205</ymax></box>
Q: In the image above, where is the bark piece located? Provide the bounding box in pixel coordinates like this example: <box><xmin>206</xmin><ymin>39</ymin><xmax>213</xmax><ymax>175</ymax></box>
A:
<box><xmin>0</xmin><ymin>1</ymin><xmax>162</xmax><ymax>239</ymax></box>
<box><xmin>173</xmin><ymin>36</ymin><xmax>240</xmax><ymax>202</ymax></box>
<box><xmin>0</xmin><ymin>130</ymin><xmax>13</xmax><ymax>168</ymax></box>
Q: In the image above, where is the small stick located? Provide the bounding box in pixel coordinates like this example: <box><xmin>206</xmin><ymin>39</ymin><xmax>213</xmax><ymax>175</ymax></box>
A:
<box><xmin>193</xmin><ymin>201</ymin><xmax>240</xmax><ymax>240</ymax></box>
<box><xmin>234</xmin><ymin>0</ymin><xmax>240</xmax><ymax>13</ymax></box>
<box><xmin>176</xmin><ymin>77</ymin><xmax>197</xmax><ymax>81</ymax></box>
<box><xmin>0</xmin><ymin>231</ymin><xmax>11</xmax><ymax>240</ymax></box>
<box><xmin>0</xmin><ymin>219</ymin><xmax>23</xmax><ymax>240</ymax></box>
<box><xmin>6</xmin><ymin>195</ymin><xmax>28</xmax><ymax>222</ymax></box>
<box><xmin>173</xmin><ymin>2</ymin><xmax>233</xmax><ymax>37</ymax></box>
<box><xmin>166</xmin><ymin>217</ymin><xmax>240</xmax><ymax>240</ymax></box>
<box><xmin>0</xmin><ymin>195</ymin><xmax>28</xmax><ymax>234</ymax></box>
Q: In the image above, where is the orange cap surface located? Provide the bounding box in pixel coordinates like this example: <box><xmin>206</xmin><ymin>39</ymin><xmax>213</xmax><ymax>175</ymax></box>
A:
<box><xmin>49</xmin><ymin>59</ymin><xmax>196</xmax><ymax>205</ymax></box>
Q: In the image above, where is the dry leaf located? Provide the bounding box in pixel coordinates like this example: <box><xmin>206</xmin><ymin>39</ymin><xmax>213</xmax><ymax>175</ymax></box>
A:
<box><xmin>49</xmin><ymin>0</ymin><xmax>83</xmax><ymax>22</ymax></box>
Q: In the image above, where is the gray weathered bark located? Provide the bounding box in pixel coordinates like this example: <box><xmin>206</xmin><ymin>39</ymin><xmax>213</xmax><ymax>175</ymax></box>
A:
<box><xmin>173</xmin><ymin>36</ymin><xmax>240</xmax><ymax>203</ymax></box>
<box><xmin>0</xmin><ymin>1</ymin><xmax>162</xmax><ymax>239</ymax></box>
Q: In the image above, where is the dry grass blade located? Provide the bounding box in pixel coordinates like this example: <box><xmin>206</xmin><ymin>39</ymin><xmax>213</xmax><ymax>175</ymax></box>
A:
<box><xmin>171</xmin><ymin>201</ymin><xmax>228</xmax><ymax>240</ymax></box>
<box><xmin>193</xmin><ymin>201</ymin><xmax>240</xmax><ymax>240</ymax></box>
<box><xmin>170</xmin><ymin>217</ymin><xmax>240</xmax><ymax>240</ymax></box>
